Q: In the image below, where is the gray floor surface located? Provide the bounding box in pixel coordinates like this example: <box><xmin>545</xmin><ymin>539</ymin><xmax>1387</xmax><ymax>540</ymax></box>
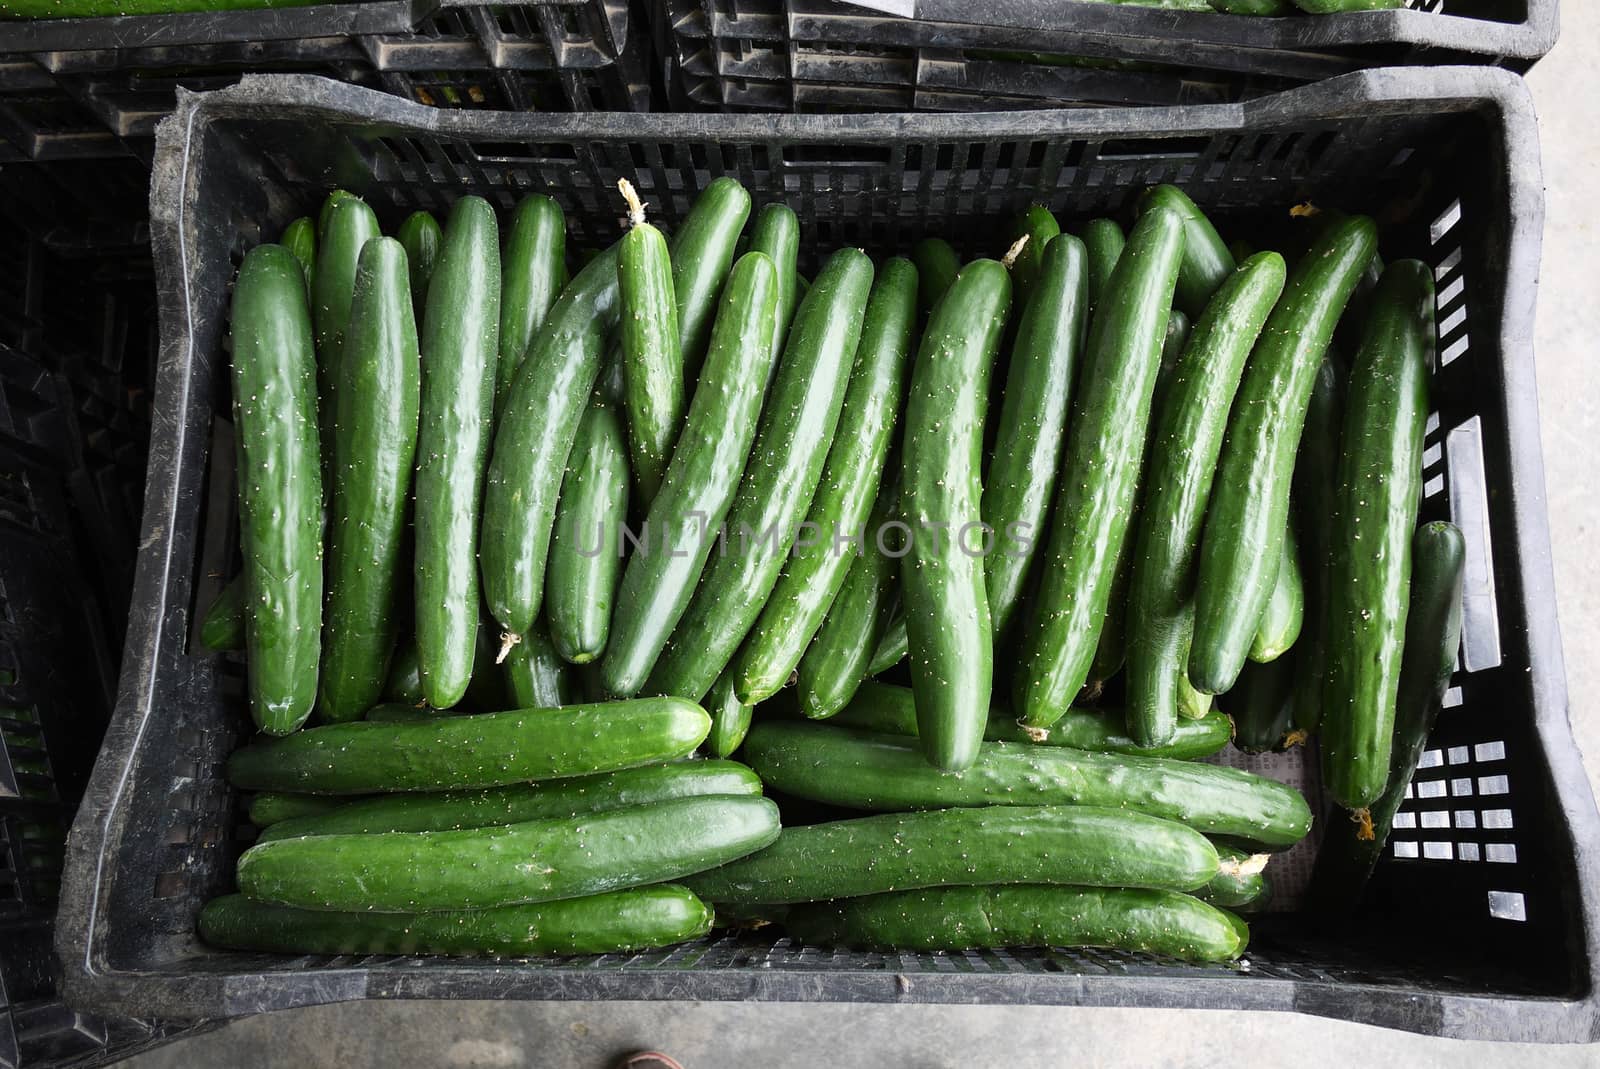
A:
<box><xmin>125</xmin><ymin>7</ymin><xmax>1600</xmax><ymax>1065</ymax></box>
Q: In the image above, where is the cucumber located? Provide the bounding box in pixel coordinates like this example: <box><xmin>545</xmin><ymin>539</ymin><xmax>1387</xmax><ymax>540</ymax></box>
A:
<box><xmin>1196</xmin><ymin>845</ymin><xmax>1272</xmax><ymax>912</ymax></box>
<box><xmin>784</xmin><ymin>886</ymin><xmax>1246</xmax><ymax>961</ymax></box>
<box><xmin>247</xmin><ymin>793</ymin><xmax>345</xmax><ymax>828</ymax></box>
<box><xmin>547</xmin><ymin>403</ymin><xmax>628</xmax><ymax>664</ymax></box>
<box><xmin>705</xmin><ymin>672</ymin><xmax>754</xmax><ymax>759</ymax></box>
<box><xmin>227</xmin><ymin>698</ymin><xmax>712</xmax><ymax>794</ymax></box>
<box><xmin>1008</xmin><ymin>205</ymin><xmax>1060</xmax><ymax>305</ymax></box>
<box><xmin>1126</xmin><ymin>252</ymin><xmax>1285</xmax><ymax>744</ymax></box>
<box><xmin>199</xmin><ymin>576</ymin><xmax>245</xmax><ymax>651</ymax></box>
<box><xmin>742</xmin><ymin>720</ymin><xmax>1312</xmax><ymax>849</ymax></box>
<box><xmin>481</xmin><ymin>243</ymin><xmax>621</xmax><ymax>645</ymax></box>
<box><xmin>830</xmin><ymin>681</ymin><xmax>1230</xmax><ymax>761</ymax></box>
<box><xmin>866</xmin><ymin>614</ymin><xmax>907</xmax><ymax>676</ymax></box>
<box><xmin>1322</xmin><ymin>260</ymin><xmax>1434</xmax><ymax>811</ymax></box>
<box><xmin>1310</xmin><ymin>521</ymin><xmax>1464</xmax><ymax>906</ymax></box>
<box><xmin>317</xmin><ymin>237</ymin><xmax>421</xmax><ymax>722</ymax></box>
<box><xmin>497</xmin><ymin>194</ymin><xmax>567</xmax><ymax>410</ymax></box>
<box><xmin>310</xmin><ymin>194</ymin><xmax>380</xmax><ymax>467</ymax></box>
<box><xmin>1136</xmin><ymin>185</ymin><xmax>1236</xmax><ymax>320</ymax></box>
<box><xmin>200</xmin><ymin>885</ymin><xmax>713</xmax><ymax>957</ymax></box>
<box><xmin>414</xmin><ymin>197</ymin><xmax>500</xmax><ymax>709</ymax></box>
<box><xmin>1017</xmin><ymin>206</ymin><xmax>1185</xmax><ymax>731</ymax></box>
<box><xmin>1190</xmin><ymin>215</ymin><xmax>1376</xmax><ymax>695</ymax></box>
<box><xmin>382</xmin><ymin>635</ymin><xmax>423</xmax><ymax>704</ymax></box>
<box><xmin>684</xmin><ymin>805</ymin><xmax>1219</xmax><ymax>906</ymax></box>
<box><xmin>1249</xmin><ymin>518</ymin><xmax>1303</xmax><ymax>663</ymax></box>
<box><xmin>1088</xmin><ymin>304</ymin><xmax>1195</xmax><ymax>686</ymax></box>
<box><xmin>396</xmin><ymin>210</ymin><xmax>441</xmax><ymax>314</ymax></box>
<box><xmin>671</xmin><ymin>177</ymin><xmax>752</xmax><ymax>380</ymax></box>
<box><xmin>236</xmin><ymin>794</ymin><xmax>780</xmax><ymax>912</ymax></box>
<box><xmin>1293</xmin><ymin>0</ymin><xmax>1401</xmax><ymax>10</ymax></box>
<box><xmin>281</xmin><ymin>216</ymin><xmax>315</xmax><ymax>296</ymax></box>
<box><xmin>912</xmin><ymin>237</ymin><xmax>959</xmax><ymax>317</ymax></box>
<box><xmin>616</xmin><ymin>181</ymin><xmax>683</xmax><ymax>505</ymax></box>
<box><xmin>747</xmin><ymin>202</ymin><xmax>800</xmax><ymax>354</ymax></box>
<box><xmin>982</xmin><ymin>234</ymin><xmax>1089</xmax><ymax>640</ymax></box>
<box><xmin>734</xmin><ymin>257</ymin><xmax>917</xmax><ymax>705</ymax></box>
<box><xmin>598</xmin><ymin>252</ymin><xmax>779</xmax><ymax>698</ymax></box>
<box><xmin>901</xmin><ymin>260</ymin><xmax>1012</xmax><ymax>771</ymax></box>
<box><xmin>1080</xmin><ymin>218</ymin><xmax>1125</xmax><ymax>313</ymax></box>
<box><xmin>793</xmin><ymin>478</ymin><xmax>903</xmax><ymax>719</ymax></box>
<box><xmin>647</xmin><ymin>249</ymin><xmax>874</xmax><ymax>702</ymax></box>
<box><xmin>229</xmin><ymin>244</ymin><xmax>323</xmax><ymax>735</ymax></box>
<box><xmin>1290</xmin><ymin>356</ymin><xmax>1344</xmax><ymax>733</ymax></box>
<box><xmin>1226</xmin><ymin>653</ymin><xmax>1296</xmax><ymax>754</ymax></box>
<box><xmin>255</xmin><ymin>760</ymin><xmax>764</xmax><ymax>841</ymax></box>
<box><xmin>503</xmin><ymin>622</ymin><xmax>577</xmax><ymax>708</ymax></box>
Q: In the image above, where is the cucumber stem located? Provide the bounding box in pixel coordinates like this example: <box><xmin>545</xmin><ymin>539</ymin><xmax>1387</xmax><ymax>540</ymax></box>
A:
<box><xmin>617</xmin><ymin>178</ymin><xmax>648</xmax><ymax>229</ymax></box>
<box><xmin>495</xmin><ymin>630</ymin><xmax>522</xmax><ymax>666</ymax></box>
<box><xmin>1352</xmin><ymin>807</ymin><xmax>1374</xmax><ymax>842</ymax></box>
<box><xmin>1217</xmin><ymin>853</ymin><xmax>1271</xmax><ymax>879</ymax></box>
<box><xmin>1001</xmin><ymin>233</ymin><xmax>1031</xmax><ymax>269</ymax></box>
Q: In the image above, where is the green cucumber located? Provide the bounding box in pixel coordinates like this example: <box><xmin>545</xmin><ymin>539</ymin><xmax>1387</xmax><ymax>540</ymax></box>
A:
<box><xmin>1196</xmin><ymin>845</ymin><xmax>1272</xmax><ymax>912</ymax></box>
<box><xmin>1088</xmin><ymin>304</ymin><xmax>1195</xmax><ymax>686</ymax></box>
<box><xmin>1322</xmin><ymin>260</ymin><xmax>1434</xmax><ymax>811</ymax></box>
<box><xmin>830</xmin><ymin>681</ymin><xmax>1230</xmax><ymax>760</ymax></box>
<box><xmin>200</xmin><ymin>885</ymin><xmax>713</xmax><ymax>957</ymax></box>
<box><xmin>647</xmin><ymin>249</ymin><xmax>874</xmax><ymax>702</ymax></box>
<box><xmin>310</xmin><ymin>194</ymin><xmax>380</xmax><ymax>468</ymax></box>
<box><xmin>199</xmin><ymin>576</ymin><xmax>245</xmax><ymax>651</ymax></box>
<box><xmin>1226</xmin><ymin>653</ymin><xmax>1296</xmax><ymax>754</ymax></box>
<box><xmin>1081</xmin><ymin>218</ymin><xmax>1125</xmax><ymax>314</ymax></box>
<box><xmin>867</xmin><ymin>614</ymin><xmax>907</xmax><ymax>677</ymax></box>
<box><xmin>1190</xmin><ymin>215</ymin><xmax>1376</xmax><ymax>695</ymax></box>
<box><xmin>734</xmin><ymin>257</ymin><xmax>916</xmax><ymax>705</ymax></box>
<box><xmin>236</xmin><ymin>794</ymin><xmax>780</xmax><ymax>912</ymax></box>
<box><xmin>1249</xmin><ymin>519</ymin><xmax>1303</xmax><ymax>663</ymax></box>
<box><xmin>598</xmin><ymin>252</ymin><xmax>779</xmax><ymax>698</ymax></box>
<box><xmin>901</xmin><ymin>259</ymin><xmax>1012</xmax><ymax>771</ymax></box>
<box><xmin>481</xmin><ymin>243</ymin><xmax>621</xmax><ymax>645</ymax></box>
<box><xmin>382</xmin><ymin>635</ymin><xmax>423</xmax><ymax>704</ymax></box>
<box><xmin>912</xmin><ymin>237</ymin><xmax>959</xmax><ymax>317</ymax></box>
<box><xmin>1017</xmin><ymin>206</ymin><xmax>1185</xmax><ymax>730</ymax></box>
<box><xmin>1293</xmin><ymin>0</ymin><xmax>1401</xmax><ymax>10</ymax></box>
<box><xmin>227</xmin><ymin>697</ymin><xmax>711</xmax><ymax>794</ymax></box>
<box><xmin>1174</xmin><ymin>606</ymin><xmax>1213</xmax><ymax>720</ymax></box>
<box><xmin>256</xmin><ymin>760</ymin><xmax>764</xmax><ymax>841</ymax></box>
<box><xmin>684</xmin><ymin>805</ymin><xmax>1219</xmax><ymax>906</ymax></box>
<box><xmin>396</xmin><ymin>210</ymin><xmax>441</xmax><ymax>314</ymax></box>
<box><xmin>983</xmin><ymin>234</ymin><xmax>1089</xmax><ymax>640</ymax></box>
<box><xmin>1310</xmin><ymin>521</ymin><xmax>1465</xmax><ymax>906</ymax></box>
<box><xmin>281</xmin><ymin>216</ymin><xmax>315</xmax><ymax>297</ymax></box>
<box><xmin>317</xmin><ymin>237</ymin><xmax>421</xmax><ymax>722</ymax></box>
<box><xmin>248</xmin><ymin>793</ymin><xmax>345</xmax><ymax>828</ymax></box>
<box><xmin>793</xmin><ymin>477</ymin><xmax>903</xmax><ymax>719</ymax></box>
<box><xmin>497</xmin><ymin>194</ymin><xmax>568</xmax><ymax>411</ymax></box>
<box><xmin>616</xmin><ymin>181</ymin><xmax>683</xmax><ymax>505</ymax></box>
<box><xmin>1136</xmin><ymin>185</ymin><xmax>1236</xmax><ymax>320</ymax></box>
<box><xmin>1290</xmin><ymin>356</ymin><xmax>1343</xmax><ymax>733</ymax></box>
<box><xmin>747</xmin><ymin>203</ymin><xmax>800</xmax><ymax>355</ymax></box>
<box><xmin>547</xmin><ymin>403</ymin><xmax>628</xmax><ymax>664</ymax></box>
<box><xmin>742</xmin><ymin>720</ymin><xmax>1312</xmax><ymax>849</ymax></box>
<box><xmin>229</xmin><ymin>244</ymin><xmax>323</xmax><ymax>735</ymax></box>
<box><xmin>785</xmin><ymin>885</ymin><xmax>1246</xmax><ymax>961</ymax></box>
<box><xmin>1127</xmin><ymin>253</ymin><xmax>1284</xmax><ymax>745</ymax></box>
<box><xmin>414</xmin><ymin>197</ymin><xmax>500</xmax><ymax>709</ymax></box>
<box><xmin>1008</xmin><ymin>205</ymin><xmax>1061</xmax><ymax>305</ymax></box>
<box><xmin>705</xmin><ymin>672</ymin><xmax>754</xmax><ymax>759</ymax></box>
<box><xmin>670</xmin><ymin>177</ymin><xmax>752</xmax><ymax>380</ymax></box>
<box><xmin>503</xmin><ymin>622</ymin><xmax>577</xmax><ymax>708</ymax></box>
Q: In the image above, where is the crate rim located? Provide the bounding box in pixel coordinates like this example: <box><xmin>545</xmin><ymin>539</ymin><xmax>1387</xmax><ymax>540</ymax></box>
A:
<box><xmin>57</xmin><ymin>67</ymin><xmax>1600</xmax><ymax>1043</ymax></box>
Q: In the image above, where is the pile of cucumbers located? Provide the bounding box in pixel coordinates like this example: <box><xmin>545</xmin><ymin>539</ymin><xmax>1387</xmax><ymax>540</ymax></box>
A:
<box><xmin>201</xmin><ymin>177</ymin><xmax>1463</xmax><ymax>963</ymax></box>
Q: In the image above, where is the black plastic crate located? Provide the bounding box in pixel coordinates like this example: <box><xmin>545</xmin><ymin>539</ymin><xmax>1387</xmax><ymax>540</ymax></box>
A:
<box><xmin>56</xmin><ymin>68</ymin><xmax>1598</xmax><ymax>1041</ymax></box>
<box><xmin>660</xmin><ymin>0</ymin><xmax>1557</xmax><ymax>112</ymax></box>
<box><xmin>0</xmin><ymin>0</ymin><xmax>649</xmax><ymax>161</ymax></box>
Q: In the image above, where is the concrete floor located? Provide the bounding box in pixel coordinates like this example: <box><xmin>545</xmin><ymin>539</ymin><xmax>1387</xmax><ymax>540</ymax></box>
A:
<box><xmin>127</xmin><ymin>8</ymin><xmax>1600</xmax><ymax>1065</ymax></box>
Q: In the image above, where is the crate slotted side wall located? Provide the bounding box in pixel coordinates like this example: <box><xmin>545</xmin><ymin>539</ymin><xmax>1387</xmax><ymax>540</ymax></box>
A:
<box><xmin>55</xmin><ymin>70</ymin><xmax>1599</xmax><ymax>1042</ymax></box>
